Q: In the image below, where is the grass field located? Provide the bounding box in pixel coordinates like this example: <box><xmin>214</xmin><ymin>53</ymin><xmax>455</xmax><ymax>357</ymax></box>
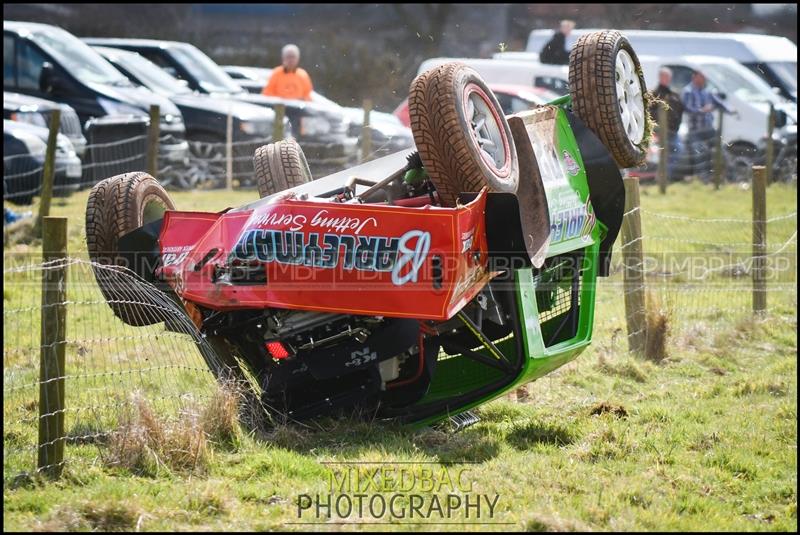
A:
<box><xmin>3</xmin><ymin>181</ymin><xmax>797</xmax><ymax>531</ymax></box>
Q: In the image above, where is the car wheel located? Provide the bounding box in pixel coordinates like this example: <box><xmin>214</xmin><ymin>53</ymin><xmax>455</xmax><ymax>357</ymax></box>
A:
<box><xmin>185</xmin><ymin>136</ymin><xmax>226</xmax><ymax>189</ymax></box>
<box><xmin>569</xmin><ymin>30</ymin><xmax>650</xmax><ymax>168</ymax></box>
<box><xmin>253</xmin><ymin>138</ymin><xmax>312</xmax><ymax>198</ymax></box>
<box><xmin>86</xmin><ymin>172</ymin><xmax>175</xmax><ymax>326</ymax></box>
<box><xmin>725</xmin><ymin>145</ymin><xmax>757</xmax><ymax>183</ymax></box>
<box><xmin>408</xmin><ymin>62</ymin><xmax>519</xmax><ymax>207</ymax></box>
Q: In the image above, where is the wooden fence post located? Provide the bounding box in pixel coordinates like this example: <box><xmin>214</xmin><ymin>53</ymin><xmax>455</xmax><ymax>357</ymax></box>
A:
<box><xmin>226</xmin><ymin>107</ymin><xmax>233</xmax><ymax>191</ymax></box>
<box><xmin>621</xmin><ymin>176</ymin><xmax>647</xmax><ymax>355</ymax></box>
<box><xmin>272</xmin><ymin>104</ymin><xmax>285</xmax><ymax>142</ymax></box>
<box><xmin>146</xmin><ymin>104</ymin><xmax>160</xmax><ymax>178</ymax></box>
<box><xmin>38</xmin><ymin>216</ymin><xmax>68</xmax><ymax>478</ymax></box>
<box><xmin>34</xmin><ymin>108</ymin><xmax>61</xmax><ymax>238</ymax></box>
<box><xmin>361</xmin><ymin>98</ymin><xmax>373</xmax><ymax>163</ymax></box>
<box><xmin>656</xmin><ymin>105</ymin><xmax>668</xmax><ymax>194</ymax></box>
<box><xmin>713</xmin><ymin>108</ymin><xmax>725</xmax><ymax>189</ymax></box>
<box><xmin>752</xmin><ymin>165</ymin><xmax>767</xmax><ymax>314</ymax></box>
<box><xmin>765</xmin><ymin>104</ymin><xmax>775</xmax><ymax>184</ymax></box>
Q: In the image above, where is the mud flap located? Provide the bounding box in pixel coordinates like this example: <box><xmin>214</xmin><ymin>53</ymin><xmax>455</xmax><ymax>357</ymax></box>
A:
<box><xmin>565</xmin><ymin>112</ymin><xmax>624</xmax><ymax>277</ymax></box>
<box><xmin>506</xmin><ymin>114</ymin><xmax>551</xmax><ymax>268</ymax></box>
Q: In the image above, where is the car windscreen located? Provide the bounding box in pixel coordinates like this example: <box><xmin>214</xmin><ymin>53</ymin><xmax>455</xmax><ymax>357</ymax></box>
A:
<box><xmin>766</xmin><ymin>61</ymin><xmax>797</xmax><ymax>95</ymax></box>
<box><xmin>168</xmin><ymin>44</ymin><xmax>243</xmax><ymax>94</ymax></box>
<box><xmin>111</xmin><ymin>50</ymin><xmax>192</xmax><ymax>96</ymax></box>
<box><xmin>28</xmin><ymin>28</ymin><xmax>133</xmax><ymax>87</ymax></box>
<box><xmin>701</xmin><ymin>62</ymin><xmax>784</xmax><ymax>104</ymax></box>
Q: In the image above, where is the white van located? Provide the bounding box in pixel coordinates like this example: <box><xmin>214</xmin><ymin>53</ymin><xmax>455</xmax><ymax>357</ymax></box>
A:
<box><xmin>416</xmin><ymin>57</ymin><xmax>569</xmax><ymax>95</ymax></box>
<box><xmin>636</xmin><ymin>54</ymin><xmax>796</xmax><ymax>165</ymax></box>
<box><xmin>524</xmin><ymin>29</ymin><xmax>797</xmax><ymax>101</ymax></box>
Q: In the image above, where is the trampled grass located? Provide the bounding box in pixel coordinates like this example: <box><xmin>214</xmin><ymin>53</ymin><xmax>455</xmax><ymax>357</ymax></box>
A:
<box><xmin>3</xmin><ymin>180</ymin><xmax>797</xmax><ymax>531</ymax></box>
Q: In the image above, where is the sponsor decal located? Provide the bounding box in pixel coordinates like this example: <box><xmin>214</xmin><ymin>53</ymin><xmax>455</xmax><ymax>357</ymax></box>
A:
<box><xmin>162</xmin><ymin>251</ymin><xmax>189</xmax><ymax>267</ymax></box>
<box><xmin>549</xmin><ymin>196</ymin><xmax>595</xmax><ymax>244</ymax></box>
<box><xmin>345</xmin><ymin>347</ymin><xmax>378</xmax><ymax>368</ymax></box>
<box><xmin>251</xmin><ymin>209</ymin><xmax>378</xmax><ymax>235</ymax></box>
<box><xmin>563</xmin><ymin>150</ymin><xmax>581</xmax><ymax>176</ymax></box>
<box><xmin>230</xmin><ymin>229</ymin><xmax>430</xmax><ymax>286</ymax></box>
<box><xmin>460</xmin><ymin>229</ymin><xmax>475</xmax><ymax>253</ymax></box>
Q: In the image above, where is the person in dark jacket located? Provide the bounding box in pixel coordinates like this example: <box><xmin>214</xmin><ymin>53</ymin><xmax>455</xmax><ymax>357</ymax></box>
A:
<box><xmin>649</xmin><ymin>67</ymin><xmax>684</xmax><ymax>180</ymax></box>
<box><xmin>539</xmin><ymin>20</ymin><xmax>575</xmax><ymax>65</ymax></box>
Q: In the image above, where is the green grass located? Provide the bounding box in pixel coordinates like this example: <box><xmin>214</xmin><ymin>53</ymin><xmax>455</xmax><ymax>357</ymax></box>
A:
<box><xmin>3</xmin><ymin>181</ymin><xmax>797</xmax><ymax>531</ymax></box>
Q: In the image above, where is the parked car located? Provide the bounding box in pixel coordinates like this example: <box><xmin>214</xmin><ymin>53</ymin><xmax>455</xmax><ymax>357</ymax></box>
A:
<box><xmin>93</xmin><ymin>46</ymin><xmax>289</xmax><ymax>188</ymax></box>
<box><xmin>416</xmin><ymin>57</ymin><xmax>570</xmax><ymax>96</ymax></box>
<box><xmin>3</xmin><ymin>92</ymin><xmax>86</xmax><ymax>157</ymax></box>
<box><xmin>3</xmin><ymin>119</ymin><xmax>81</xmax><ymax>204</ymax></box>
<box><xmin>83</xmin><ymin>38</ymin><xmax>358</xmax><ymax>176</ymax></box>
<box><xmin>525</xmin><ymin>29</ymin><xmax>797</xmax><ymax>102</ymax></box>
<box><xmin>221</xmin><ymin>65</ymin><xmax>268</xmax><ymax>94</ymax></box>
<box><xmin>637</xmin><ymin>54</ymin><xmax>797</xmax><ymax>180</ymax></box>
<box><xmin>394</xmin><ymin>83</ymin><xmax>560</xmax><ymax>127</ymax></box>
<box><xmin>3</xmin><ymin>21</ymin><xmax>189</xmax><ymax>186</ymax></box>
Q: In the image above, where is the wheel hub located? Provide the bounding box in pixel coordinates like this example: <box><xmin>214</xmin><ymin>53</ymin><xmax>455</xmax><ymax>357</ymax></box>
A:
<box><xmin>615</xmin><ymin>49</ymin><xmax>646</xmax><ymax>145</ymax></box>
<box><xmin>466</xmin><ymin>89</ymin><xmax>507</xmax><ymax>170</ymax></box>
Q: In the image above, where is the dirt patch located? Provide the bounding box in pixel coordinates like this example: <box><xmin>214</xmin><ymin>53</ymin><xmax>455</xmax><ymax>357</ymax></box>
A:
<box><xmin>589</xmin><ymin>401</ymin><xmax>628</xmax><ymax>418</ymax></box>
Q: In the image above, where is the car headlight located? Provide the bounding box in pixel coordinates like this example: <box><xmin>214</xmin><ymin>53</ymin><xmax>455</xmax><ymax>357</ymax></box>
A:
<box><xmin>10</xmin><ymin>111</ymin><xmax>48</xmax><ymax>129</ymax></box>
<box><xmin>300</xmin><ymin>115</ymin><xmax>332</xmax><ymax>136</ymax></box>
<box><xmin>98</xmin><ymin>98</ymin><xmax>147</xmax><ymax>118</ymax></box>
<box><xmin>160</xmin><ymin>113</ymin><xmax>185</xmax><ymax>132</ymax></box>
<box><xmin>55</xmin><ymin>134</ymin><xmax>76</xmax><ymax>157</ymax></box>
<box><xmin>239</xmin><ymin>119</ymin><xmax>270</xmax><ymax>137</ymax></box>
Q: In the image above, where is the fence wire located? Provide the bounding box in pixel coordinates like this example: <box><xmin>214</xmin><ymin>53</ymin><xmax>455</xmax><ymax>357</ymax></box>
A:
<box><xmin>599</xmin><ymin>203</ymin><xmax>797</xmax><ymax>339</ymax></box>
<box><xmin>1</xmin><ymin>258</ymin><xmax>259</xmax><ymax>480</ymax></box>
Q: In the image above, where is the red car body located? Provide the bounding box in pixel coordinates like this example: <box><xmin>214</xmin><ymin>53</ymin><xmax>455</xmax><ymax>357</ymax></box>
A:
<box><xmin>158</xmin><ymin>190</ymin><xmax>491</xmax><ymax>321</ymax></box>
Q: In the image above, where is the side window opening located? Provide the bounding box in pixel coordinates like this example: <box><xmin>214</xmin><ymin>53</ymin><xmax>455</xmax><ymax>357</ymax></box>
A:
<box><xmin>4</xmin><ymin>34</ymin><xmax>16</xmax><ymax>88</ymax></box>
<box><xmin>17</xmin><ymin>40</ymin><xmax>48</xmax><ymax>91</ymax></box>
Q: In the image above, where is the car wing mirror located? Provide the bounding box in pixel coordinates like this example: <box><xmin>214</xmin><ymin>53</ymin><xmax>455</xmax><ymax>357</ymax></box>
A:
<box><xmin>39</xmin><ymin>62</ymin><xmax>64</xmax><ymax>95</ymax></box>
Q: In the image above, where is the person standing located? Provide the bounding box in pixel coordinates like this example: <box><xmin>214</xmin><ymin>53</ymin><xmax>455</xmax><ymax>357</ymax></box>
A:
<box><xmin>649</xmin><ymin>67</ymin><xmax>684</xmax><ymax>180</ymax></box>
<box><xmin>681</xmin><ymin>69</ymin><xmax>732</xmax><ymax>181</ymax></box>
<box><xmin>539</xmin><ymin>20</ymin><xmax>575</xmax><ymax>65</ymax></box>
<box><xmin>262</xmin><ymin>44</ymin><xmax>313</xmax><ymax>101</ymax></box>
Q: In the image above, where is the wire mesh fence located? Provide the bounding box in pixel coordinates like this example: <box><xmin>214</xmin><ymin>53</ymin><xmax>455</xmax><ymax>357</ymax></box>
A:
<box><xmin>2</xmin><ymin>256</ymin><xmax>254</xmax><ymax>481</ymax></box>
<box><xmin>597</xmin><ymin>177</ymin><xmax>797</xmax><ymax>356</ymax></box>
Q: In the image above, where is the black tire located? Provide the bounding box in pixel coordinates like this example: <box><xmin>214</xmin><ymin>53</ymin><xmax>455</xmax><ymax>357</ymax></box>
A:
<box><xmin>85</xmin><ymin>172</ymin><xmax>175</xmax><ymax>326</ymax></box>
<box><xmin>569</xmin><ymin>30</ymin><xmax>650</xmax><ymax>168</ymax></box>
<box><xmin>409</xmin><ymin>62</ymin><xmax>519</xmax><ymax>207</ymax></box>
<box><xmin>253</xmin><ymin>139</ymin><xmax>312</xmax><ymax>198</ymax></box>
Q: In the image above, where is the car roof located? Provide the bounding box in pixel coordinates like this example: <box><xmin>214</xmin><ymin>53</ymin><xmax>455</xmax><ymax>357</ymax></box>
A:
<box><xmin>82</xmin><ymin>37</ymin><xmax>185</xmax><ymax>49</ymax></box>
<box><xmin>3</xmin><ymin>20</ymin><xmax>60</xmax><ymax>34</ymax></box>
<box><xmin>527</xmin><ymin>28</ymin><xmax>797</xmax><ymax>62</ymax></box>
<box><xmin>3</xmin><ymin>91</ymin><xmax>62</xmax><ymax>111</ymax></box>
<box><xmin>417</xmin><ymin>57</ymin><xmax>568</xmax><ymax>77</ymax></box>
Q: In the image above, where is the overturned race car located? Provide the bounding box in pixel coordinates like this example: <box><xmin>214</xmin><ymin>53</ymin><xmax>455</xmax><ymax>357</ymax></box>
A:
<box><xmin>85</xmin><ymin>31</ymin><xmax>650</xmax><ymax>427</ymax></box>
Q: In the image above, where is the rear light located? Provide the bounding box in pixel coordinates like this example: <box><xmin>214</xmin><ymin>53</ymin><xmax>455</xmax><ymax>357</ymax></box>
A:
<box><xmin>265</xmin><ymin>341</ymin><xmax>290</xmax><ymax>360</ymax></box>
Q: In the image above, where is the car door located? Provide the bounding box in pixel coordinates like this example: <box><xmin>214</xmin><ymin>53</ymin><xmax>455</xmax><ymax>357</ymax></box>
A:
<box><xmin>5</xmin><ymin>32</ymin><xmax>99</xmax><ymax>125</ymax></box>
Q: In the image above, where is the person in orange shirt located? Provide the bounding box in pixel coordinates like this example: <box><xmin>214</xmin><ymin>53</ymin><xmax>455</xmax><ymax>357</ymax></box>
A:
<box><xmin>262</xmin><ymin>44</ymin><xmax>313</xmax><ymax>101</ymax></box>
